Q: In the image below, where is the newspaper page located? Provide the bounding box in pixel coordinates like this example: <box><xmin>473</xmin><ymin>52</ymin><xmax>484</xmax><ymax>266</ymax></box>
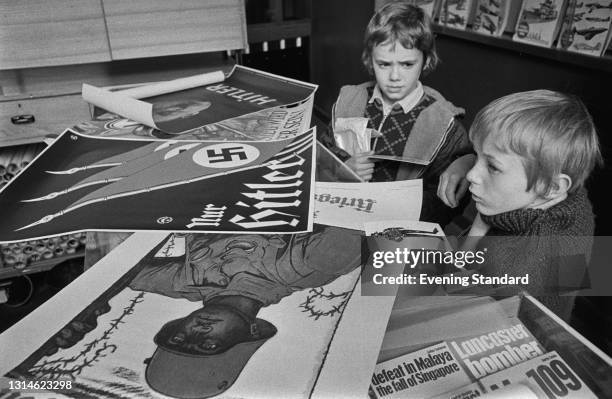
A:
<box><xmin>369</xmin><ymin>342</ymin><xmax>473</xmax><ymax>399</ymax></box>
<box><xmin>313</xmin><ymin>180</ymin><xmax>423</xmax><ymax>231</ymax></box>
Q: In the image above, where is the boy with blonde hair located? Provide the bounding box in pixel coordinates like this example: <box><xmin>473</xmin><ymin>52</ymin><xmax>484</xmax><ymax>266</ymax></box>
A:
<box><xmin>450</xmin><ymin>90</ymin><xmax>602</xmax><ymax>320</ymax></box>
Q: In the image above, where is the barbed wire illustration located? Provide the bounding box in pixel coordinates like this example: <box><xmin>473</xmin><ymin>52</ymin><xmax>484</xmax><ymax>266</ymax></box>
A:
<box><xmin>28</xmin><ymin>292</ymin><xmax>146</xmax><ymax>380</ymax></box>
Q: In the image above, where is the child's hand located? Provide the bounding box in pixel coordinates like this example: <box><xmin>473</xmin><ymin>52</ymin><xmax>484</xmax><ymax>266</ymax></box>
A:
<box><xmin>346</xmin><ymin>151</ymin><xmax>375</xmax><ymax>182</ymax></box>
<box><xmin>437</xmin><ymin>154</ymin><xmax>476</xmax><ymax>208</ymax></box>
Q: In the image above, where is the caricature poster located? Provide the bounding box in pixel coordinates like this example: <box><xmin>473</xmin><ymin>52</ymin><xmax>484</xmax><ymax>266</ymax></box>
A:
<box><xmin>0</xmin><ymin>229</ymin><xmax>395</xmax><ymax>399</ymax></box>
<box><xmin>82</xmin><ymin>66</ymin><xmax>317</xmax><ymax>136</ymax></box>
<box><xmin>73</xmin><ymin>96</ymin><xmax>315</xmax><ymax>142</ymax></box>
<box><xmin>0</xmin><ymin>129</ymin><xmax>316</xmax><ymax>243</ymax></box>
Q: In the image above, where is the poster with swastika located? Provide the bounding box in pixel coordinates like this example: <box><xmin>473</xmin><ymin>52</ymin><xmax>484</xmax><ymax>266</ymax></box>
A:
<box><xmin>0</xmin><ymin>128</ymin><xmax>316</xmax><ymax>244</ymax></box>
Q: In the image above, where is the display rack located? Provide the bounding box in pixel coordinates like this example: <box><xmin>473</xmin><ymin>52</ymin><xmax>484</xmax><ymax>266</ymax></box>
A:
<box><xmin>433</xmin><ymin>24</ymin><xmax>612</xmax><ymax>74</ymax></box>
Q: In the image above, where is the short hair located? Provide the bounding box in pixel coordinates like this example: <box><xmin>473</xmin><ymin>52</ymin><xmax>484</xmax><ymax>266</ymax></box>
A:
<box><xmin>362</xmin><ymin>1</ymin><xmax>439</xmax><ymax>76</ymax></box>
<box><xmin>469</xmin><ymin>90</ymin><xmax>603</xmax><ymax>195</ymax></box>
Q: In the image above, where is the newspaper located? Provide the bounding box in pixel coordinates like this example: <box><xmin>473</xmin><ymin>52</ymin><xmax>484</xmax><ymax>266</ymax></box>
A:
<box><xmin>313</xmin><ymin>180</ymin><xmax>423</xmax><ymax>231</ymax></box>
<box><xmin>369</xmin><ymin>342</ymin><xmax>473</xmax><ymax>399</ymax></box>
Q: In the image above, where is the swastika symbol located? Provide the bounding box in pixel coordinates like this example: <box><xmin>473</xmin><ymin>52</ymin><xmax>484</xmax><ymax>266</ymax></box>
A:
<box><xmin>206</xmin><ymin>146</ymin><xmax>248</xmax><ymax>163</ymax></box>
<box><xmin>193</xmin><ymin>143</ymin><xmax>259</xmax><ymax>169</ymax></box>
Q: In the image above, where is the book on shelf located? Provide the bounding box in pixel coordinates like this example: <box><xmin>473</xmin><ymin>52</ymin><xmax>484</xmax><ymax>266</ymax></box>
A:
<box><xmin>439</xmin><ymin>0</ymin><xmax>479</xmax><ymax>30</ymax></box>
<box><xmin>557</xmin><ymin>0</ymin><xmax>612</xmax><ymax>56</ymax></box>
<box><xmin>479</xmin><ymin>351</ymin><xmax>598</xmax><ymax>398</ymax></box>
<box><xmin>472</xmin><ymin>0</ymin><xmax>523</xmax><ymax>36</ymax></box>
<box><xmin>513</xmin><ymin>0</ymin><xmax>569</xmax><ymax>47</ymax></box>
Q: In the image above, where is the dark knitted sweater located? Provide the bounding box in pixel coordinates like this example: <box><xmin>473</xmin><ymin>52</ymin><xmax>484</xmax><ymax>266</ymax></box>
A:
<box><xmin>477</xmin><ymin>188</ymin><xmax>595</xmax><ymax>321</ymax></box>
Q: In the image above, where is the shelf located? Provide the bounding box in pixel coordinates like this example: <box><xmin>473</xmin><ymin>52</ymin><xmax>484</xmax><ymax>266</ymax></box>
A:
<box><xmin>247</xmin><ymin>19</ymin><xmax>311</xmax><ymax>43</ymax></box>
<box><xmin>433</xmin><ymin>25</ymin><xmax>612</xmax><ymax>74</ymax></box>
<box><xmin>0</xmin><ymin>53</ymin><xmax>236</xmax><ymax>149</ymax></box>
<box><xmin>0</xmin><ymin>251</ymin><xmax>84</xmax><ymax>280</ymax></box>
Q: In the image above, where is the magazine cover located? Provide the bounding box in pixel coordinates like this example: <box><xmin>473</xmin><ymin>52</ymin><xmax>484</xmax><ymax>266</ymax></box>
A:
<box><xmin>557</xmin><ymin>0</ymin><xmax>612</xmax><ymax>56</ymax></box>
<box><xmin>447</xmin><ymin>318</ymin><xmax>546</xmax><ymax>380</ymax></box>
<box><xmin>439</xmin><ymin>0</ymin><xmax>478</xmax><ymax>29</ymax></box>
<box><xmin>513</xmin><ymin>0</ymin><xmax>568</xmax><ymax>47</ymax></box>
<box><xmin>479</xmin><ymin>351</ymin><xmax>598</xmax><ymax>398</ymax></box>
<box><xmin>0</xmin><ymin>228</ymin><xmax>396</xmax><ymax>399</ymax></box>
<box><xmin>472</xmin><ymin>0</ymin><xmax>521</xmax><ymax>36</ymax></box>
<box><xmin>0</xmin><ymin>128</ymin><xmax>316</xmax><ymax>243</ymax></box>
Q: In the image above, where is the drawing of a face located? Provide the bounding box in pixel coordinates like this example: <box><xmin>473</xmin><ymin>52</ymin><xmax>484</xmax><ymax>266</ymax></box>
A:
<box><xmin>187</xmin><ymin>235</ymin><xmax>286</xmax><ymax>287</ymax></box>
<box><xmin>161</xmin><ymin>306</ymin><xmax>253</xmax><ymax>355</ymax></box>
<box><xmin>153</xmin><ymin>100</ymin><xmax>212</xmax><ymax>123</ymax></box>
<box><xmin>147</xmin><ymin>306</ymin><xmax>277</xmax><ymax>399</ymax></box>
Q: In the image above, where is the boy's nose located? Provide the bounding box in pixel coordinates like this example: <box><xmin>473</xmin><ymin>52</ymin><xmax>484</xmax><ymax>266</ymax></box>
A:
<box><xmin>466</xmin><ymin>165</ymin><xmax>479</xmax><ymax>185</ymax></box>
<box><xmin>389</xmin><ymin>65</ymin><xmax>400</xmax><ymax>80</ymax></box>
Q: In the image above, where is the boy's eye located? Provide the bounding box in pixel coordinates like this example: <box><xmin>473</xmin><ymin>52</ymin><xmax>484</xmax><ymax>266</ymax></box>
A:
<box><xmin>487</xmin><ymin>162</ymin><xmax>500</xmax><ymax>173</ymax></box>
<box><xmin>377</xmin><ymin>62</ymin><xmax>390</xmax><ymax>68</ymax></box>
<box><xmin>401</xmin><ymin>62</ymin><xmax>415</xmax><ymax>68</ymax></box>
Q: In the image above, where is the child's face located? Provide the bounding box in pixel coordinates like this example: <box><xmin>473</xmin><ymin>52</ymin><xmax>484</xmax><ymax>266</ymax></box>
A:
<box><xmin>466</xmin><ymin>136</ymin><xmax>545</xmax><ymax>216</ymax></box>
<box><xmin>371</xmin><ymin>41</ymin><xmax>424</xmax><ymax>106</ymax></box>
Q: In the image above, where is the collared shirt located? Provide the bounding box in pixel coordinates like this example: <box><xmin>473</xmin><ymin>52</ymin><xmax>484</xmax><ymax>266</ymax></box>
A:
<box><xmin>368</xmin><ymin>81</ymin><xmax>424</xmax><ymax>116</ymax></box>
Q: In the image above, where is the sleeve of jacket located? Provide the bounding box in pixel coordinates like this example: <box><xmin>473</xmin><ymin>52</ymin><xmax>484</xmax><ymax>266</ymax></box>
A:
<box><xmin>420</xmin><ymin>119</ymin><xmax>473</xmax><ymax>226</ymax></box>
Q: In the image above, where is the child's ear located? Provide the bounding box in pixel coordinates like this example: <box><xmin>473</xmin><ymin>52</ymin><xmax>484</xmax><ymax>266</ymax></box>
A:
<box><xmin>546</xmin><ymin>173</ymin><xmax>572</xmax><ymax>199</ymax></box>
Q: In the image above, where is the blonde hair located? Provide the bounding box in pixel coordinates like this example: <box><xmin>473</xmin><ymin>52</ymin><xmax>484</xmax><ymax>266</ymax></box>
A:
<box><xmin>470</xmin><ymin>90</ymin><xmax>602</xmax><ymax>195</ymax></box>
<box><xmin>362</xmin><ymin>1</ymin><xmax>439</xmax><ymax>76</ymax></box>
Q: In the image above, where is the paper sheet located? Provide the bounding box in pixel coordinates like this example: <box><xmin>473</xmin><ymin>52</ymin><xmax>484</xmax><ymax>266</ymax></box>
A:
<box><xmin>313</xmin><ymin>180</ymin><xmax>423</xmax><ymax>231</ymax></box>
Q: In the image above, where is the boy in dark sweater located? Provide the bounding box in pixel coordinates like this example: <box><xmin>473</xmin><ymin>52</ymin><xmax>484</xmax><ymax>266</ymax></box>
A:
<box><xmin>447</xmin><ymin>90</ymin><xmax>602</xmax><ymax>321</ymax></box>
